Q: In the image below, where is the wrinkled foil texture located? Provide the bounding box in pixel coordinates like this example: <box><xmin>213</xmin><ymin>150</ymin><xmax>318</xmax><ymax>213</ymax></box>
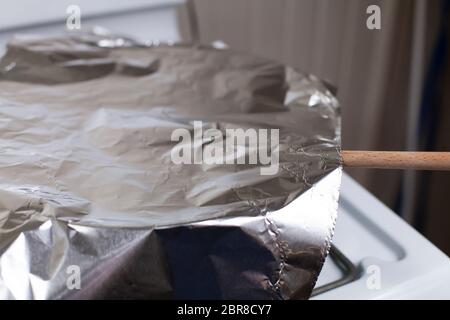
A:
<box><xmin>0</xmin><ymin>33</ymin><xmax>341</xmax><ymax>300</ymax></box>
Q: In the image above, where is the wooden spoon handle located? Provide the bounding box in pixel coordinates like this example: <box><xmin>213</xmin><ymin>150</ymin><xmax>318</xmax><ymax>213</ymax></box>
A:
<box><xmin>341</xmin><ymin>151</ymin><xmax>450</xmax><ymax>171</ymax></box>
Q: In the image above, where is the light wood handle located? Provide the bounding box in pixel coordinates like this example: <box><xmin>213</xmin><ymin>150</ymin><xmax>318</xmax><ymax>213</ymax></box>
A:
<box><xmin>341</xmin><ymin>151</ymin><xmax>450</xmax><ymax>171</ymax></box>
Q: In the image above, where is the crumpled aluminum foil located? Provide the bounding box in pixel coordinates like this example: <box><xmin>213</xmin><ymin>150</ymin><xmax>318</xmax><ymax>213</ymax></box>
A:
<box><xmin>0</xmin><ymin>33</ymin><xmax>341</xmax><ymax>300</ymax></box>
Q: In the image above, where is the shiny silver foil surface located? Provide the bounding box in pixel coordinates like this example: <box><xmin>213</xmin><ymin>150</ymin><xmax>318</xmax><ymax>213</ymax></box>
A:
<box><xmin>0</xmin><ymin>33</ymin><xmax>341</xmax><ymax>300</ymax></box>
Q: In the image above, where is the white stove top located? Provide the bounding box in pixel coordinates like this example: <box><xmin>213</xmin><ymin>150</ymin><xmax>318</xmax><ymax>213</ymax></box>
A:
<box><xmin>313</xmin><ymin>173</ymin><xmax>450</xmax><ymax>299</ymax></box>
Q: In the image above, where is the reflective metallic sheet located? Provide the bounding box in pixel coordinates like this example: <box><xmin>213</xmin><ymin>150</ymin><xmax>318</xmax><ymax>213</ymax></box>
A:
<box><xmin>0</xmin><ymin>33</ymin><xmax>341</xmax><ymax>300</ymax></box>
